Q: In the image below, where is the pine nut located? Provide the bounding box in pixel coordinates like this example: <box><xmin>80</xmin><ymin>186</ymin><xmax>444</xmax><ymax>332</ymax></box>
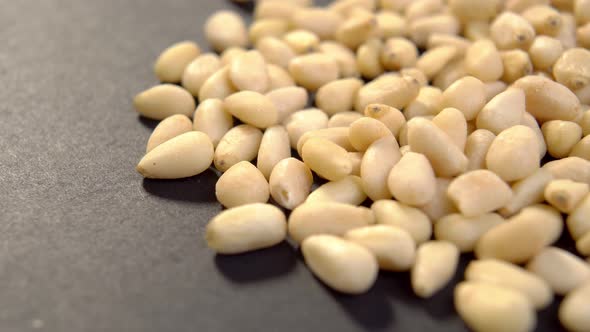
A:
<box><xmin>316</xmin><ymin>78</ymin><xmax>364</xmax><ymax>115</ymax></box>
<box><xmin>204</xmin><ymin>11</ymin><xmax>248</xmax><ymax>52</ymax></box>
<box><xmin>220</xmin><ymin>47</ymin><xmax>247</xmax><ymax>66</ymax></box>
<box><xmin>214</xmin><ymin>125</ymin><xmax>263</xmax><ymax>172</ymax></box>
<box><xmin>199</xmin><ymin>66</ymin><xmax>237</xmax><ymax>102</ymax></box>
<box><xmin>146</xmin><ymin>114</ymin><xmax>192</xmax><ymax>153</ymax></box>
<box><xmin>182</xmin><ymin>53</ymin><xmax>222</xmax><ymax>97</ymax></box>
<box><xmin>363</xmin><ymin>104</ymin><xmax>406</xmax><ymax>139</ymax></box>
<box><xmin>283</xmin><ymin>29</ymin><xmax>320</xmax><ymax>54</ymax></box>
<box><xmin>192</xmin><ymin>99</ymin><xmax>233</xmax><ymax>148</ymax></box>
<box><xmin>349</xmin><ymin>117</ymin><xmax>393</xmax><ymax>151</ymax></box>
<box><xmin>154</xmin><ymin>41</ymin><xmax>201</xmax><ymax>83</ymax></box>
<box><xmin>440</xmin><ymin>76</ymin><xmax>486</xmax><ymax>121</ymax></box>
<box><xmin>559</xmin><ymin>282</ymin><xmax>590</xmax><ymax>332</ymax></box>
<box><xmin>296</xmin><ymin>127</ymin><xmax>355</xmax><ymax>156</ymax></box>
<box><xmin>500</xmin><ymin>49</ymin><xmax>533</xmax><ymax>83</ymax></box>
<box><xmin>420</xmin><ymin>178</ymin><xmax>458</xmax><ymax>221</ymax></box>
<box><xmin>404</xmin><ymin>86</ymin><xmax>443</xmax><ymax>119</ymax></box>
<box><xmin>371</xmin><ymin>200</ymin><xmax>432</xmax><ymax>244</ymax></box>
<box><xmin>335</xmin><ymin>13</ymin><xmax>380</xmax><ymax>50</ymax></box>
<box><xmin>301</xmin><ymin>137</ymin><xmax>352</xmax><ymax>181</ymax></box>
<box><xmin>449</xmin><ymin>0</ymin><xmax>502</xmax><ymax>23</ymax></box>
<box><xmin>513</xmin><ymin>75</ymin><xmax>581</xmax><ymax>122</ymax></box>
<box><xmin>355</xmin><ymin>75</ymin><xmax>420</xmax><ymax>112</ymax></box>
<box><xmin>361</xmin><ymin>136</ymin><xmax>402</xmax><ymax>200</ymax></box>
<box><xmin>545</xmin><ymin>179</ymin><xmax>589</xmax><ymax>213</ymax></box>
<box><xmin>490</xmin><ymin>12</ymin><xmax>536</xmax><ymax>50</ymax></box>
<box><xmin>229</xmin><ymin>50</ymin><xmax>270</xmax><ymax>93</ymax></box>
<box><xmin>500</xmin><ymin>168</ymin><xmax>553</xmax><ymax>217</ymax></box>
<box><xmin>542</xmin><ymin>120</ymin><xmax>583</xmax><ymax>159</ymax></box>
<box><xmin>465</xmin><ymin>129</ymin><xmax>496</xmax><ymax>171</ymax></box>
<box><xmin>527</xmin><ymin>247</ymin><xmax>590</xmax><ymax>295</ymax></box>
<box><xmin>483</xmin><ymin>81</ymin><xmax>508</xmax><ymax>102</ymax></box>
<box><xmin>448</xmin><ymin>170</ymin><xmax>513</xmax><ymax>217</ymax></box>
<box><xmin>289</xmin><ymin>53</ymin><xmax>339</xmax><ymax>91</ymax></box>
<box><xmin>412</xmin><ymin>241</ymin><xmax>459</xmax><ymax>298</ymax></box>
<box><xmin>255</xmin><ymin>1</ymin><xmax>300</xmax><ymax>20</ymax></box>
<box><xmin>256</xmin><ymin>37</ymin><xmax>296</xmax><ymax>69</ymax></box>
<box><xmin>433</xmin><ymin>58</ymin><xmax>467</xmax><ymax>90</ymax></box>
<box><xmin>285</xmin><ymin>109</ymin><xmax>329</xmax><ymax>148</ymax></box>
<box><xmin>249</xmin><ymin>19</ymin><xmax>290</xmax><ymax>44</ymax></box>
<box><xmin>543</xmin><ymin>157</ymin><xmax>590</xmax><ymax>185</ymax></box>
<box><xmin>435</xmin><ymin>213</ymin><xmax>505</xmax><ymax>253</ymax></box>
<box><xmin>306</xmin><ymin>175</ymin><xmax>367</xmax><ymax>205</ymax></box>
<box><xmin>357</xmin><ymin>38</ymin><xmax>384</xmax><ymax>79</ymax></box>
<box><xmin>267</xmin><ymin>64</ymin><xmax>296</xmax><ymax>89</ymax></box>
<box><xmin>409</xmin><ymin>15</ymin><xmax>460</xmax><ymax>48</ymax></box>
<box><xmin>416</xmin><ymin>46</ymin><xmax>458</xmax><ymax>80</ymax></box>
<box><xmin>265</xmin><ymin>86</ymin><xmax>308</xmax><ymax>124</ymax></box>
<box><xmin>570</xmin><ymin>135</ymin><xmax>590</xmax><ymax>160</ymax></box>
<box><xmin>476</xmin><ymin>88</ymin><xmax>525</xmax><ymax>135</ymax></box>
<box><xmin>215</xmin><ymin>161</ymin><xmax>269</xmax><ymax>208</ymax></box>
<box><xmin>520</xmin><ymin>111</ymin><xmax>548</xmax><ymax>158</ymax></box>
<box><xmin>567</xmin><ymin>193</ymin><xmax>590</xmax><ymax>240</ymax></box>
<box><xmin>134</xmin><ymin>84</ymin><xmax>195</xmax><ymax>120</ymax></box>
<box><xmin>292</xmin><ymin>8</ymin><xmax>344</xmax><ymax>40</ymax></box>
<box><xmin>388</xmin><ymin>152</ymin><xmax>436</xmax><ymax>206</ymax></box>
<box><xmin>380</xmin><ymin>37</ymin><xmax>418</xmax><ymax>71</ymax></box>
<box><xmin>376</xmin><ymin>11</ymin><xmax>407</xmax><ymax>39</ymax></box>
<box><xmin>464</xmin><ymin>39</ymin><xmax>504</xmax><ymax>82</ymax></box>
<box><xmin>486</xmin><ymin>125</ymin><xmax>541</xmax><ymax>182</ymax></box>
<box><xmin>432</xmin><ymin>108</ymin><xmax>467</xmax><ymax>151</ymax></box>
<box><xmin>269</xmin><ymin>158</ymin><xmax>313</xmax><ymax>210</ymax></box>
<box><xmin>318</xmin><ymin>41</ymin><xmax>360</xmax><ymax>78</ymax></box>
<box><xmin>522</xmin><ymin>5</ymin><xmax>562</xmax><ymax>36</ymax></box>
<box><xmin>553</xmin><ymin>48</ymin><xmax>590</xmax><ymax>90</ymax></box>
<box><xmin>328</xmin><ymin>112</ymin><xmax>363</xmax><ymax>128</ymax></box>
<box><xmin>224</xmin><ymin>91</ymin><xmax>278</xmax><ymax>129</ymax></box>
<box><xmin>257</xmin><ymin>125</ymin><xmax>291</xmax><ymax>180</ymax></box>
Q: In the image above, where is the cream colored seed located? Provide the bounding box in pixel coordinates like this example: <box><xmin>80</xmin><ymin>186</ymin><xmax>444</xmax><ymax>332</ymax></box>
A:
<box><xmin>372</xmin><ymin>200</ymin><xmax>431</xmax><ymax>246</ymax></box>
<box><xmin>204</xmin><ymin>11</ymin><xmax>248</xmax><ymax>52</ymax></box>
<box><xmin>355</xmin><ymin>75</ymin><xmax>420</xmax><ymax>112</ymax></box>
<box><xmin>146</xmin><ymin>114</ymin><xmax>192</xmax><ymax>153</ymax></box>
<box><xmin>379</xmin><ymin>0</ymin><xmax>411</xmax><ymax>12</ymax></box>
<box><xmin>256</xmin><ymin>37</ymin><xmax>296</xmax><ymax>69</ymax></box>
<box><xmin>505</xmin><ymin>0</ymin><xmax>551</xmax><ymax>12</ymax></box>
<box><xmin>448</xmin><ymin>170</ymin><xmax>513</xmax><ymax>217</ymax></box>
<box><xmin>500</xmin><ymin>50</ymin><xmax>533</xmax><ymax>83</ymax></box>
<box><xmin>380</xmin><ymin>38</ymin><xmax>418</xmax><ymax>71</ymax></box>
<box><xmin>214</xmin><ymin>125</ymin><xmax>263</xmax><ymax>173</ymax></box>
<box><xmin>306</xmin><ymin>175</ymin><xmax>367</xmax><ymax>205</ymax></box>
<box><xmin>542</xmin><ymin>120</ymin><xmax>583</xmax><ymax>159</ymax></box>
<box><xmin>376</xmin><ymin>11</ymin><xmax>407</xmax><ymax>39</ymax></box>
<box><xmin>317</xmin><ymin>41</ymin><xmax>360</xmax><ymax>78</ymax></box>
<box><xmin>433</xmin><ymin>58</ymin><xmax>467</xmax><ymax>90</ymax></box>
<box><xmin>522</xmin><ymin>5</ymin><xmax>562</xmax><ymax>36</ymax></box>
<box><xmin>348</xmin><ymin>117</ymin><xmax>393</xmax><ymax>152</ymax></box>
<box><xmin>265</xmin><ymin>87</ymin><xmax>308</xmax><ymax>124</ymax></box>
<box><xmin>404</xmin><ymin>86</ymin><xmax>443</xmax><ymax>119</ymax></box>
<box><xmin>500</xmin><ymin>168</ymin><xmax>553</xmax><ymax>217</ymax></box>
<box><xmin>192</xmin><ymin>99</ymin><xmax>233</xmax><ymax>148</ymax></box>
<box><xmin>356</xmin><ymin>38</ymin><xmax>384</xmax><ymax>79</ymax></box>
<box><xmin>229</xmin><ymin>50</ymin><xmax>269</xmax><ymax>93</ymax></box>
<box><xmin>476</xmin><ymin>88</ymin><xmax>525</xmax><ymax>135</ymax></box>
<box><xmin>289</xmin><ymin>53</ymin><xmax>339</xmax><ymax>91</ymax></box>
<box><xmin>364</xmin><ymin>104</ymin><xmax>406</xmax><ymax>139</ymax></box>
<box><xmin>220</xmin><ymin>47</ymin><xmax>246</xmax><ymax>66</ymax></box>
<box><xmin>553</xmin><ymin>48</ymin><xmax>590</xmax><ymax>91</ymax></box>
<box><xmin>576</xmin><ymin>85</ymin><xmax>590</xmax><ymax>105</ymax></box>
<box><xmin>205</xmin><ymin>203</ymin><xmax>287</xmax><ymax>254</ymax></box>
<box><xmin>154</xmin><ymin>41</ymin><xmax>200</xmax><ymax>83</ymax></box>
<box><xmin>577</xmin><ymin>233</ymin><xmax>590</xmax><ymax>256</ymax></box>
<box><xmin>521</xmin><ymin>112</ymin><xmax>547</xmax><ymax>158</ymax></box>
<box><xmin>215</xmin><ymin>161</ymin><xmax>269</xmax><ymax>208</ymax></box>
<box><xmin>464</xmin><ymin>39</ymin><xmax>504</xmax><ymax>82</ymax></box>
<box><xmin>486</xmin><ymin>125</ymin><xmax>541</xmax><ymax>182</ymax></box>
<box><xmin>224</xmin><ymin>91</ymin><xmax>278</xmax><ymax>129</ymax></box>
<box><xmin>407</xmin><ymin>117</ymin><xmax>468</xmax><ymax>177</ymax></box>
<box><xmin>136</xmin><ymin>131</ymin><xmax>213</xmax><ymax>179</ymax></box>
<box><xmin>465</xmin><ymin>129</ymin><xmax>496</xmax><ymax>171</ymax></box>
<box><xmin>134</xmin><ymin>84</ymin><xmax>195</xmax><ymax>120</ymax></box>
<box><xmin>543</xmin><ymin>157</ymin><xmax>590</xmax><ymax>185</ymax></box>
<box><xmin>416</xmin><ymin>46</ymin><xmax>457</xmax><ymax>81</ymax></box>
<box><xmin>248</xmin><ymin>19</ymin><xmax>290</xmax><ymax>44</ymax></box>
<box><xmin>198</xmin><ymin>66</ymin><xmax>237</xmax><ymax>102</ymax></box>
<box><xmin>335</xmin><ymin>13</ymin><xmax>379</xmax><ymax>50</ymax></box>
<box><xmin>269</xmin><ymin>158</ymin><xmax>313</xmax><ymax>210</ymax></box>
<box><xmin>449</xmin><ymin>0</ymin><xmax>501</xmax><ymax>23</ymax></box>
<box><xmin>527</xmin><ymin>247</ymin><xmax>590</xmax><ymax>295</ymax></box>
<box><xmin>435</xmin><ymin>213</ymin><xmax>504</xmax><ymax>253</ymax></box>
<box><xmin>484</xmin><ymin>81</ymin><xmax>508</xmax><ymax>102</ymax></box>
<box><xmin>301</xmin><ymin>137</ymin><xmax>352</xmax><ymax>181</ymax></box>
<box><xmin>400</xmin><ymin>68</ymin><xmax>428</xmax><ymax>87</ymax></box>
<box><xmin>361</xmin><ymin>136</ymin><xmax>402</xmax><ymax>201</ymax></box>
<box><xmin>476</xmin><ymin>205</ymin><xmax>563</xmax><ymax>263</ymax></box>
<box><xmin>578</xmin><ymin>23</ymin><xmax>590</xmax><ymax>49</ymax></box>
<box><xmin>409</xmin><ymin>15</ymin><xmax>460</xmax><ymax>48</ymax></box>
<box><xmin>292</xmin><ymin>8</ymin><xmax>343</xmax><ymax>40</ymax></box>
<box><xmin>289</xmin><ymin>202</ymin><xmax>375</xmax><ymax>243</ymax></box>
<box><xmin>285</xmin><ymin>109</ymin><xmax>329</xmax><ymax>148</ymax></box>
<box><xmin>405</xmin><ymin>0</ymin><xmax>443</xmax><ymax>22</ymax></box>
<box><xmin>255</xmin><ymin>1</ymin><xmax>300</xmax><ymax>20</ymax></box>
<box><xmin>464</xmin><ymin>21</ymin><xmax>491</xmax><ymax>41</ymax></box>
<box><xmin>455</xmin><ymin>282</ymin><xmax>536</xmax><ymax>332</ymax></box>
<box><xmin>559</xmin><ymin>282</ymin><xmax>590</xmax><ymax>332</ymax></box>
<box><xmin>567</xmin><ymin>193</ymin><xmax>590</xmax><ymax>240</ymax></box>
<box><xmin>490</xmin><ymin>12</ymin><xmax>536</xmax><ymax>50</ymax></box>
<box><xmin>257</xmin><ymin>125</ymin><xmax>290</xmax><ymax>180</ymax></box>
<box><xmin>182</xmin><ymin>53</ymin><xmax>222</xmax><ymax>97</ymax></box>
<box><xmin>420</xmin><ymin>178</ymin><xmax>458</xmax><ymax>221</ymax></box>
<box><xmin>301</xmin><ymin>234</ymin><xmax>378</xmax><ymax>294</ymax></box>
<box><xmin>545</xmin><ymin>179</ymin><xmax>589</xmax><ymax>213</ymax></box>
<box><xmin>328</xmin><ymin>112</ymin><xmax>363</xmax><ymax>128</ymax></box>
<box><xmin>579</xmin><ymin>111</ymin><xmax>590</xmax><ymax>137</ymax></box>
<box><xmin>296</xmin><ymin>127</ymin><xmax>355</xmax><ymax>156</ymax></box>
<box><xmin>283</xmin><ymin>30</ymin><xmax>320</xmax><ymax>54</ymax></box>
<box><xmin>427</xmin><ymin>34</ymin><xmax>470</xmax><ymax>57</ymax></box>
<box><xmin>348</xmin><ymin>152</ymin><xmax>363</xmax><ymax>176</ymax></box>
<box><xmin>440</xmin><ymin>76</ymin><xmax>486</xmax><ymax>121</ymax></box>
<box><xmin>570</xmin><ymin>135</ymin><xmax>590</xmax><ymax>160</ymax></box>
<box><xmin>557</xmin><ymin>12</ymin><xmax>577</xmax><ymax>49</ymax></box>
<box><xmin>316</xmin><ymin>78</ymin><xmax>364</xmax><ymax>115</ymax></box>
<box><xmin>575</xmin><ymin>0</ymin><xmax>590</xmax><ymax>25</ymax></box>
<box><xmin>388</xmin><ymin>152</ymin><xmax>436</xmax><ymax>206</ymax></box>
<box><xmin>433</xmin><ymin>108</ymin><xmax>467</xmax><ymax>151</ymax></box>
<box><xmin>412</xmin><ymin>241</ymin><xmax>459</xmax><ymax>298</ymax></box>
<box><xmin>513</xmin><ymin>74</ymin><xmax>581</xmax><ymax>123</ymax></box>
<box><xmin>267</xmin><ymin>64</ymin><xmax>296</xmax><ymax>89</ymax></box>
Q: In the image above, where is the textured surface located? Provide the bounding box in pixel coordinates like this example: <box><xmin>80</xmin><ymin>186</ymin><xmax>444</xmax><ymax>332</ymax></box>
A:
<box><xmin>0</xmin><ymin>1</ymin><xmax>567</xmax><ymax>331</ymax></box>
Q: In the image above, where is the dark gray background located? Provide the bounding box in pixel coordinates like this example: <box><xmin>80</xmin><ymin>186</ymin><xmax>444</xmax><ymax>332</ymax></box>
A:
<box><xmin>0</xmin><ymin>1</ymin><xmax>569</xmax><ymax>331</ymax></box>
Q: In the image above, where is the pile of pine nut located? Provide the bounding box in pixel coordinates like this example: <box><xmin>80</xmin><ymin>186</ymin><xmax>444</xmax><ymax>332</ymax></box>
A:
<box><xmin>133</xmin><ymin>0</ymin><xmax>590</xmax><ymax>330</ymax></box>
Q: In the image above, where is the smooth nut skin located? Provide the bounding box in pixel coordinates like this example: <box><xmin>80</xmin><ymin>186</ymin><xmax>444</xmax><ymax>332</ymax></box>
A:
<box><xmin>193</xmin><ymin>99</ymin><xmax>234</xmax><ymax>148</ymax></box>
<box><xmin>455</xmin><ymin>282</ymin><xmax>536</xmax><ymax>332</ymax></box>
<box><xmin>420</xmin><ymin>178</ymin><xmax>458</xmax><ymax>221</ymax></box>
<box><xmin>416</xmin><ymin>46</ymin><xmax>457</xmax><ymax>80</ymax></box>
<box><xmin>404</xmin><ymin>86</ymin><xmax>443</xmax><ymax>119</ymax></box>
<box><xmin>206</xmin><ymin>203</ymin><xmax>287</xmax><ymax>254</ymax></box>
<box><xmin>269</xmin><ymin>158</ymin><xmax>313</xmax><ymax>210</ymax></box>
<box><xmin>316</xmin><ymin>78</ymin><xmax>363</xmax><ymax>115</ymax></box>
<box><xmin>542</xmin><ymin>120</ymin><xmax>583</xmax><ymax>159</ymax></box>
<box><xmin>283</xmin><ymin>29</ymin><xmax>320</xmax><ymax>55</ymax></box>
<box><xmin>500</xmin><ymin>50</ymin><xmax>533</xmax><ymax>84</ymax></box>
<box><xmin>301</xmin><ymin>235</ymin><xmax>378</xmax><ymax>294</ymax></box>
<box><xmin>464</xmin><ymin>39</ymin><xmax>503</xmax><ymax>83</ymax></box>
<box><xmin>476</xmin><ymin>205</ymin><xmax>563</xmax><ymax>264</ymax></box>
<box><xmin>355</xmin><ymin>75</ymin><xmax>420</xmax><ymax>112</ymax></box>
<box><xmin>288</xmin><ymin>53</ymin><xmax>339</xmax><ymax>91</ymax></box>
<box><xmin>302</xmin><ymin>137</ymin><xmax>352</xmax><ymax>181</ymax></box>
<box><xmin>388</xmin><ymin>152</ymin><xmax>435</xmax><ymax>206</ymax></box>
<box><xmin>297</xmin><ymin>127</ymin><xmax>355</xmax><ymax>156</ymax></box>
<box><xmin>285</xmin><ymin>109</ymin><xmax>329</xmax><ymax>149</ymax></box>
<box><xmin>483</xmin><ymin>81</ymin><xmax>508</xmax><ymax>102</ymax></box>
<box><xmin>214</xmin><ymin>125</ymin><xmax>263</xmax><ymax>173</ymax></box>
<box><xmin>513</xmin><ymin>75</ymin><xmax>581</xmax><ymax>123</ymax></box>
<box><xmin>257</xmin><ymin>125</ymin><xmax>291</xmax><ymax>180</ymax></box>
<box><xmin>465</xmin><ymin>259</ymin><xmax>553</xmax><ymax>310</ymax></box>
<box><xmin>435</xmin><ymin>213</ymin><xmax>505</xmax><ymax>253</ymax></box>
<box><xmin>570</xmin><ymin>134</ymin><xmax>590</xmax><ymax>160</ymax></box>
<box><xmin>357</xmin><ymin>38</ymin><xmax>384</xmax><ymax>79</ymax></box>
<box><xmin>448</xmin><ymin>170</ymin><xmax>513</xmax><ymax>217</ymax></box>
<box><xmin>544</xmin><ymin>179</ymin><xmax>589</xmax><ymax>214</ymax></box>
<box><xmin>288</xmin><ymin>202</ymin><xmax>375</xmax><ymax>243</ymax></box>
<box><xmin>266</xmin><ymin>86</ymin><xmax>308</xmax><ymax>123</ymax></box>
<box><xmin>154</xmin><ymin>41</ymin><xmax>201</xmax><ymax>83</ymax></box>
<box><xmin>476</xmin><ymin>88</ymin><xmax>525</xmax><ymax>135</ymax></box>
<box><xmin>199</xmin><ymin>66</ymin><xmax>237</xmax><ymax>102</ymax></box>
<box><xmin>465</xmin><ymin>129</ymin><xmax>496</xmax><ymax>171</ymax></box>
<box><xmin>256</xmin><ymin>37</ymin><xmax>296</xmax><ymax>69</ymax></box>
<box><xmin>567</xmin><ymin>193</ymin><xmax>590</xmax><ymax>240</ymax></box>
<box><xmin>182</xmin><ymin>53</ymin><xmax>222</xmax><ymax>97</ymax></box>
<box><xmin>411</xmin><ymin>241</ymin><xmax>459</xmax><ymax>298</ymax></box>
<box><xmin>348</xmin><ymin>117</ymin><xmax>393</xmax><ymax>152</ymax></box>
<box><xmin>364</xmin><ymin>104</ymin><xmax>406</xmax><ymax>139</ymax></box>
<box><xmin>220</xmin><ymin>47</ymin><xmax>246</xmax><ymax>66</ymax></box>
<box><xmin>215</xmin><ymin>161</ymin><xmax>270</xmax><ymax>208</ymax></box>
<box><xmin>559</xmin><ymin>282</ymin><xmax>590</xmax><ymax>332</ymax></box>
<box><xmin>377</xmin><ymin>11</ymin><xmax>407</xmax><ymax>39</ymax></box>
<box><xmin>553</xmin><ymin>48</ymin><xmax>590</xmax><ymax>91</ymax></box>
<box><xmin>204</xmin><ymin>11</ymin><xmax>248</xmax><ymax>52</ymax></box>
<box><xmin>267</xmin><ymin>64</ymin><xmax>296</xmax><ymax>90</ymax></box>
<box><xmin>328</xmin><ymin>112</ymin><xmax>363</xmax><ymax>128</ymax></box>
<box><xmin>345</xmin><ymin>225</ymin><xmax>416</xmax><ymax>272</ymax></box>
<box><xmin>526</xmin><ymin>247</ymin><xmax>590</xmax><ymax>295</ymax></box>
<box><xmin>224</xmin><ymin>91</ymin><xmax>278</xmax><ymax>129</ymax></box>
<box><xmin>528</xmin><ymin>36</ymin><xmax>563</xmax><ymax>71</ymax></box>
<box><xmin>292</xmin><ymin>8</ymin><xmax>343</xmax><ymax>40</ymax></box>
<box><xmin>543</xmin><ymin>157</ymin><xmax>590</xmax><ymax>186</ymax></box>
<box><xmin>134</xmin><ymin>84</ymin><xmax>195</xmax><ymax>120</ymax></box>
<box><xmin>248</xmin><ymin>19</ymin><xmax>290</xmax><ymax>45</ymax></box>
<box><xmin>318</xmin><ymin>41</ymin><xmax>360</xmax><ymax>78</ymax></box>
<box><xmin>520</xmin><ymin>112</ymin><xmax>547</xmax><ymax>158</ymax></box>
<box><xmin>500</xmin><ymin>168</ymin><xmax>553</xmax><ymax>217</ymax></box>
<box><xmin>522</xmin><ymin>4</ymin><xmax>562</xmax><ymax>36</ymax></box>
<box><xmin>449</xmin><ymin>0</ymin><xmax>501</xmax><ymax>23</ymax></box>
<box><xmin>371</xmin><ymin>200</ymin><xmax>432</xmax><ymax>244</ymax></box>
<box><xmin>335</xmin><ymin>13</ymin><xmax>380</xmax><ymax>50</ymax></box>
<box><xmin>486</xmin><ymin>125</ymin><xmax>540</xmax><ymax>182</ymax></box>
<box><xmin>361</xmin><ymin>136</ymin><xmax>402</xmax><ymax>201</ymax></box>
<box><xmin>146</xmin><ymin>114</ymin><xmax>192</xmax><ymax>153</ymax></box>
<box><xmin>409</xmin><ymin>15</ymin><xmax>460</xmax><ymax>48</ymax></box>
<box><xmin>439</xmin><ymin>76</ymin><xmax>486</xmax><ymax>121</ymax></box>
<box><xmin>229</xmin><ymin>51</ymin><xmax>269</xmax><ymax>93</ymax></box>
<box><xmin>306</xmin><ymin>175</ymin><xmax>367</xmax><ymax>205</ymax></box>
<box><xmin>490</xmin><ymin>12</ymin><xmax>536</xmax><ymax>50</ymax></box>
<box><xmin>432</xmin><ymin>107</ymin><xmax>467</xmax><ymax>151</ymax></box>
<box><xmin>137</xmin><ymin>132</ymin><xmax>213</xmax><ymax>179</ymax></box>
<box><xmin>380</xmin><ymin>38</ymin><xmax>418</xmax><ymax>71</ymax></box>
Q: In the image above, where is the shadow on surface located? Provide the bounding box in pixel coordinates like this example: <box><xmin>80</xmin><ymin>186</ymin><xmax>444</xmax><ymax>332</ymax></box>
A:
<box><xmin>214</xmin><ymin>242</ymin><xmax>297</xmax><ymax>282</ymax></box>
<box><xmin>138</xmin><ymin>116</ymin><xmax>160</xmax><ymax>130</ymax></box>
<box><xmin>227</xmin><ymin>0</ymin><xmax>255</xmax><ymax>13</ymax></box>
<box><xmin>142</xmin><ymin>168</ymin><xmax>218</xmax><ymax>202</ymax></box>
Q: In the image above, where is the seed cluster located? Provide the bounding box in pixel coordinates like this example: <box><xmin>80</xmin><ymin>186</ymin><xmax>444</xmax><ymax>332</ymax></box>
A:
<box><xmin>133</xmin><ymin>0</ymin><xmax>590</xmax><ymax>331</ymax></box>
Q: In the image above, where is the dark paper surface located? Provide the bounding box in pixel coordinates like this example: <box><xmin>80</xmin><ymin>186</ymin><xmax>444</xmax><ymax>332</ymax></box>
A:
<box><xmin>0</xmin><ymin>1</ymin><xmax>568</xmax><ymax>331</ymax></box>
